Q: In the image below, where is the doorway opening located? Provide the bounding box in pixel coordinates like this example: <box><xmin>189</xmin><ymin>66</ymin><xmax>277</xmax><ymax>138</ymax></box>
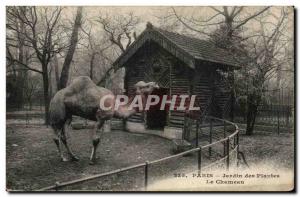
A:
<box><xmin>146</xmin><ymin>88</ymin><xmax>168</xmax><ymax>130</ymax></box>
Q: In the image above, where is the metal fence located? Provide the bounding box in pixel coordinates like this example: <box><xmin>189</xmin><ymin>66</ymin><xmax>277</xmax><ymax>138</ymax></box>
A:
<box><xmin>234</xmin><ymin>87</ymin><xmax>294</xmax><ymax>130</ymax></box>
<box><xmin>36</xmin><ymin>116</ymin><xmax>239</xmax><ymax>191</ymax></box>
<box><xmin>235</xmin><ymin>104</ymin><xmax>292</xmax><ymax>125</ymax></box>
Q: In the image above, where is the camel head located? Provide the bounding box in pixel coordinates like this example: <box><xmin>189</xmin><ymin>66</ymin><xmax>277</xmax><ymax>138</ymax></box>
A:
<box><xmin>134</xmin><ymin>81</ymin><xmax>159</xmax><ymax>95</ymax></box>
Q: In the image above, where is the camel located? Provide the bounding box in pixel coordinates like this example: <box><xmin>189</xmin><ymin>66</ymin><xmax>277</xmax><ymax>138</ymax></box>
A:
<box><xmin>49</xmin><ymin>76</ymin><xmax>159</xmax><ymax>164</ymax></box>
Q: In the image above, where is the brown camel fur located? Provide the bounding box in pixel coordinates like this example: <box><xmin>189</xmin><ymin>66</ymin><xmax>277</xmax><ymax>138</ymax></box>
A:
<box><xmin>49</xmin><ymin>76</ymin><xmax>159</xmax><ymax>164</ymax></box>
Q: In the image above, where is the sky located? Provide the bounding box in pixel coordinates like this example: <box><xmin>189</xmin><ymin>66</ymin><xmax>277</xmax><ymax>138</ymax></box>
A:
<box><xmin>60</xmin><ymin>6</ymin><xmax>294</xmax><ymax>41</ymax></box>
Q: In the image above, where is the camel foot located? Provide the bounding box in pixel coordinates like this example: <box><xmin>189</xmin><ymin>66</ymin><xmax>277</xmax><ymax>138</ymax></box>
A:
<box><xmin>61</xmin><ymin>157</ymin><xmax>69</xmax><ymax>162</ymax></box>
<box><xmin>71</xmin><ymin>155</ymin><xmax>79</xmax><ymax>161</ymax></box>
<box><xmin>89</xmin><ymin>159</ymin><xmax>96</xmax><ymax>165</ymax></box>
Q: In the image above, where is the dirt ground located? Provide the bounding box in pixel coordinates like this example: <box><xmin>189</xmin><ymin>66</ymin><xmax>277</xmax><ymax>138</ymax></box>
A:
<box><xmin>6</xmin><ymin>123</ymin><xmax>294</xmax><ymax>191</ymax></box>
<box><xmin>6</xmin><ymin>124</ymin><xmax>176</xmax><ymax>191</ymax></box>
<box><xmin>239</xmin><ymin>130</ymin><xmax>294</xmax><ymax>170</ymax></box>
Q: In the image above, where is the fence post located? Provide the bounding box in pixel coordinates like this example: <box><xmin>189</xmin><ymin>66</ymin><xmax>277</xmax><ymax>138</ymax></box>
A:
<box><xmin>277</xmin><ymin>90</ymin><xmax>280</xmax><ymax>135</ymax></box>
<box><xmin>236</xmin><ymin>131</ymin><xmax>239</xmax><ymax>167</ymax></box>
<box><xmin>199</xmin><ymin>118</ymin><xmax>203</xmax><ymax>137</ymax></box>
<box><xmin>286</xmin><ymin>92</ymin><xmax>290</xmax><ymax>127</ymax></box>
<box><xmin>277</xmin><ymin>105</ymin><xmax>280</xmax><ymax>135</ymax></box>
<box><xmin>223</xmin><ymin>121</ymin><xmax>226</xmax><ymax>137</ymax></box>
<box><xmin>270</xmin><ymin>103</ymin><xmax>273</xmax><ymax>124</ymax></box>
<box><xmin>55</xmin><ymin>181</ymin><xmax>60</xmax><ymax>191</ymax></box>
<box><xmin>40</xmin><ymin>98</ymin><xmax>43</xmax><ymax>111</ymax></box>
<box><xmin>198</xmin><ymin>147</ymin><xmax>202</xmax><ymax>173</ymax></box>
<box><xmin>286</xmin><ymin>105</ymin><xmax>290</xmax><ymax>127</ymax></box>
<box><xmin>226</xmin><ymin>137</ymin><xmax>230</xmax><ymax>171</ymax></box>
<box><xmin>144</xmin><ymin>162</ymin><xmax>149</xmax><ymax>190</ymax></box>
<box><xmin>223</xmin><ymin>121</ymin><xmax>226</xmax><ymax>157</ymax></box>
<box><xmin>196</xmin><ymin>121</ymin><xmax>199</xmax><ymax>147</ymax></box>
<box><xmin>26</xmin><ymin>111</ymin><xmax>29</xmax><ymax>127</ymax></box>
<box><xmin>209</xmin><ymin>119</ymin><xmax>212</xmax><ymax>158</ymax></box>
<box><xmin>183</xmin><ymin>115</ymin><xmax>187</xmax><ymax>140</ymax></box>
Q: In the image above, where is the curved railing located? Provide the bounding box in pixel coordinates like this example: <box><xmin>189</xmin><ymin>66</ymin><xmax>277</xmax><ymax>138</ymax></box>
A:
<box><xmin>37</xmin><ymin>116</ymin><xmax>239</xmax><ymax>191</ymax></box>
<box><xmin>190</xmin><ymin>116</ymin><xmax>240</xmax><ymax>171</ymax></box>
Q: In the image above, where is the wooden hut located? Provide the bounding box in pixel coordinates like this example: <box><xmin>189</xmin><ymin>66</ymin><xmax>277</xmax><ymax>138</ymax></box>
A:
<box><xmin>113</xmin><ymin>22</ymin><xmax>239</xmax><ymax>139</ymax></box>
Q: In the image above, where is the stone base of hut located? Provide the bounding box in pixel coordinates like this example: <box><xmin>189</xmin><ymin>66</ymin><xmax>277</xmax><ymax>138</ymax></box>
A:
<box><xmin>125</xmin><ymin>121</ymin><xmax>184</xmax><ymax>140</ymax></box>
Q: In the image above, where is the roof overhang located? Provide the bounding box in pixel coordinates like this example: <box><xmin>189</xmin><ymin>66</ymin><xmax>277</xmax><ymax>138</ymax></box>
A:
<box><xmin>113</xmin><ymin>28</ymin><xmax>196</xmax><ymax>70</ymax></box>
<box><xmin>113</xmin><ymin>23</ymin><xmax>240</xmax><ymax>70</ymax></box>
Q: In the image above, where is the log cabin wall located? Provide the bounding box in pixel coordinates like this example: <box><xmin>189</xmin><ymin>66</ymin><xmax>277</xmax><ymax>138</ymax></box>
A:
<box><xmin>124</xmin><ymin>44</ymin><xmax>233</xmax><ymax>125</ymax></box>
<box><xmin>113</xmin><ymin>23</ymin><xmax>239</xmax><ymax>139</ymax></box>
<box><xmin>124</xmin><ymin>41</ymin><xmax>194</xmax><ymax>128</ymax></box>
<box><xmin>124</xmin><ymin>41</ymin><xmax>173</xmax><ymax>124</ymax></box>
<box><xmin>192</xmin><ymin>64</ymin><xmax>214</xmax><ymax>119</ymax></box>
<box><xmin>192</xmin><ymin>65</ymin><xmax>232</xmax><ymax>119</ymax></box>
<box><xmin>192</xmin><ymin>62</ymin><xmax>233</xmax><ymax>120</ymax></box>
<box><xmin>123</xmin><ymin>44</ymin><xmax>147</xmax><ymax>123</ymax></box>
<box><xmin>168</xmin><ymin>59</ymin><xmax>192</xmax><ymax>128</ymax></box>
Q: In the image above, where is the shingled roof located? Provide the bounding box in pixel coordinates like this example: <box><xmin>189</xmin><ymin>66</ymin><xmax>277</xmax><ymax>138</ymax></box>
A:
<box><xmin>113</xmin><ymin>22</ymin><xmax>239</xmax><ymax>69</ymax></box>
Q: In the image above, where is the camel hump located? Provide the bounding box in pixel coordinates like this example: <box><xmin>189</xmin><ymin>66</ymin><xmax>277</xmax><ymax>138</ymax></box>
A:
<box><xmin>64</xmin><ymin>76</ymin><xmax>97</xmax><ymax>96</ymax></box>
<box><xmin>72</xmin><ymin>76</ymin><xmax>92</xmax><ymax>84</ymax></box>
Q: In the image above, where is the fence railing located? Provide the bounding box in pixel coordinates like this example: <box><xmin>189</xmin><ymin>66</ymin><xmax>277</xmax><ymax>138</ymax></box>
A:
<box><xmin>234</xmin><ymin>103</ymin><xmax>293</xmax><ymax>126</ymax></box>
<box><xmin>36</xmin><ymin>116</ymin><xmax>239</xmax><ymax>191</ymax></box>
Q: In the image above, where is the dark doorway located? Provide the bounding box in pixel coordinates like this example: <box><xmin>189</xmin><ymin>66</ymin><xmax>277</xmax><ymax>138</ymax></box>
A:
<box><xmin>147</xmin><ymin>88</ymin><xmax>168</xmax><ymax>129</ymax></box>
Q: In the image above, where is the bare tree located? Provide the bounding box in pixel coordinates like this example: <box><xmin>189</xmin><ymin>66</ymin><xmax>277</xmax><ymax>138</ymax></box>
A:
<box><xmin>171</xmin><ymin>6</ymin><xmax>292</xmax><ymax>134</ymax></box>
<box><xmin>7</xmin><ymin>6</ymin><xmax>85</xmax><ymax>123</ymax></box>
<box><xmin>94</xmin><ymin>12</ymin><xmax>141</xmax><ymax>87</ymax></box>
<box><xmin>80</xmin><ymin>20</ymin><xmax>112</xmax><ymax>82</ymax></box>
<box><xmin>58</xmin><ymin>7</ymin><xmax>83</xmax><ymax>90</ymax></box>
<box><xmin>171</xmin><ymin>6</ymin><xmax>270</xmax><ymax>41</ymax></box>
<box><xmin>53</xmin><ymin>54</ymin><xmax>60</xmax><ymax>91</ymax></box>
<box><xmin>6</xmin><ymin>7</ymin><xmax>32</xmax><ymax>109</ymax></box>
<box><xmin>234</xmin><ymin>8</ymin><xmax>292</xmax><ymax>135</ymax></box>
<box><xmin>7</xmin><ymin>6</ymin><xmax>66</xmax><ymax>124</ymax></box>
<box><xmin>24</xmin><ymin>74</ymin><xmax>42</xmax><ymax>110</ymax></box>
<box><xmin>97</xmin><ymin>12</ymin><xmax>140</xmax><ymax>53</ymax></box>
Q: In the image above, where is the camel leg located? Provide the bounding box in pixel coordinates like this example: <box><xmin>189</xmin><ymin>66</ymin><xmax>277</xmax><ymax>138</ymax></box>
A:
<box><xmin>89</xmin><ymin>119</ymin><xmax>105</xmax><ymax>165</ymax></box>
<box><xmin>61</xmin><ymin>119</ymin><xmax>79</xmax><ymax>161</ymax></box>
<box><xmin>53</xmin><ymin>129</ymin><xmax>68</xmax><ymax>162</ymax></box>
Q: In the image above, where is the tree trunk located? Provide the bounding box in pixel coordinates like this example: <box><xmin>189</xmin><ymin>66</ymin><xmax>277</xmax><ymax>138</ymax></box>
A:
<box><xmin>42</xmin><ymin>64</ymin><xmax>50</xmax><ymax>125</ymax></box>
<box><xmin>90</xmin><ymin>52</ymin><xmax>95</xmax><ymax>80</ymax></box>
<box><xmin>48</xmin><ymin>65</ymin><xmax>53</xmax><ymax>98</ymax></box>
<box><xmin>246</xmin><ymin>108</ymin><xmax>254</xmax><ymax>135</ymax></box>
<box><xmin>246</xmin><ymin>94</ymin><xmax>260</xmax><ymax>135</ymax></box>
<box><xmin>59</xmin><ymin>7</ymin><xmax>83</xmax><ymax>89</ymax></box>
<box><xmin>15</xmin><ymin>57</ymin><xmax>25</xmax><ymax>109</ymax></box>
<box><xmin>229</xmin><ymin>70</ymin><xmax>235</xmax><ymax>121</ymax></box>
<box><xmin>53</xmin><ymin>54</ymin><xmax>60</xmax><ymax>91</ymax></box>
<box><xmin>29</xmin><ymin>100</ymin><xmax>32</xmax><ymax>111</ymax></box>
<box><xmin>15</xmin><ymin>14</ymin><xmax>27</xmax><ymax>109</ymax></box>
<box><xmin>97</xmin><ymin>66</ymin><xmax>114</xmax><ymax>86</ymax></box>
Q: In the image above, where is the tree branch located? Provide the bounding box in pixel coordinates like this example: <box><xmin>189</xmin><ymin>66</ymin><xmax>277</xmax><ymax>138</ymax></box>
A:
<box><xmin>234</xmin><ymin>6</ymin><xmax>270</xmax><ymax>30</ymax></box>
